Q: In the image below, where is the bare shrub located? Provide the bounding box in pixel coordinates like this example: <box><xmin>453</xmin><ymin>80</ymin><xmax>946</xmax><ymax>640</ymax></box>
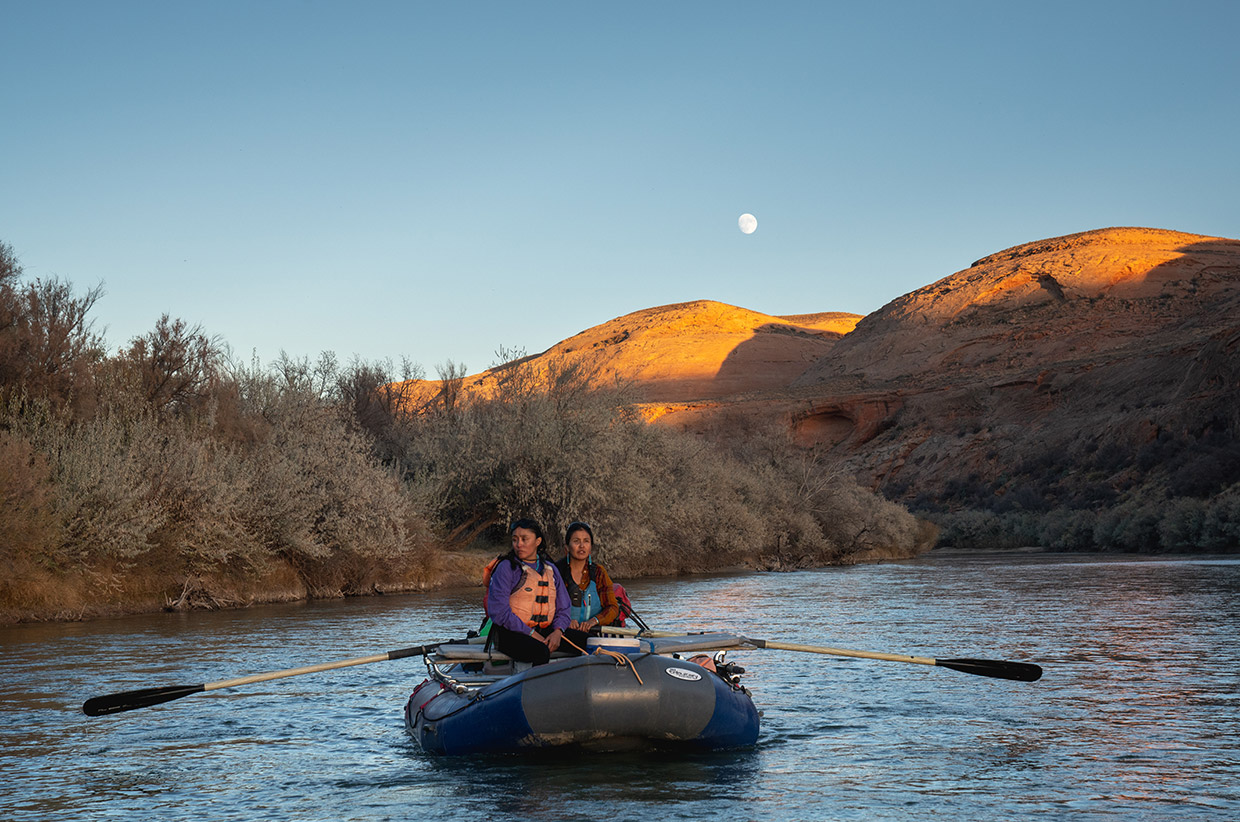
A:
<box><xmin>436</xmin><ymin>360</ymin><xmax>468</xmax><ymax>414</ymax></box>
<box><xmin>112</xmin><ymin>314</ymin><xmax>224</xmax><ymax>416</ymax></box>
<box><xmin>815</xmin><ymin>477</ymin><xmax>921</xmax><ymax>559</ymax></box>
<box><xmin>140</xmin><ymin>428</ymin><xmax>263</xmax><ymax>568</ymax></box>
<box><xmin>0</xmin><ymin>242</ymin><xmax>18</xmax><ymax>290</ymax></box>
<box><xmin>0</xmin><ymin>261</ymin><xmax>105</xmax><ymax>417</ymax></box>
<box><xmin>403</xmin><ymin>357</ymin><xmax>636</xmax><ymax>547</ymax></box>
<box><xmin>696</xmin><ymin>418</ymin><xmax>923</xmax><ymax>566</ymax></box>
<box><xmin>0</xmin><ymin>430</ymin><xmax>62</xmax><ymax>564</ymax></box>
<box><xmin>4</xmin><ymin>343</ymin><xmax>437</xmax><ymax>606</ymax></box>
<box><xmin>333</xmin><ymin>355</ymin><xmax>427</xmax><ymax>462</ymax></box>
<box><xmin>226</xmin><ymin>372</ymin><xmax>433</xmax><ymax>593</ymax></box>
<box><xmin>11</xmin><ymin>405</ymin><xmax>168</xmax><ymax>562</ymax></box>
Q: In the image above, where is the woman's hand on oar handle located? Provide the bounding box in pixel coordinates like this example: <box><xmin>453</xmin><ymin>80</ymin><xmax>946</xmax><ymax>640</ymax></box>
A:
<box><xmin>83</xmin><ymin>641</ymin><xmax>448</xmax><ymax>717</ymax></box>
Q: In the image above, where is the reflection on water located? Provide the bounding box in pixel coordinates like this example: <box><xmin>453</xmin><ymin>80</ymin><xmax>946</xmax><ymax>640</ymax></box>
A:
<box><xmin>2</xmin><ymin>554</ymin><xmax>1238</xmax><ymax>821</ymax></box>
<box><xmin>423</xmin><ymin>749</ymin><xmax>762</xmax><ymax>819</ymax></box>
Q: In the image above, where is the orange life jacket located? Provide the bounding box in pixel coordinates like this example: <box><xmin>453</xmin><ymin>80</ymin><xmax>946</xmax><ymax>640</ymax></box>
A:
<box><xmin>509</xmin><ymin>561</ymin><xmax>557</xmax><ymax>629</ymax></box>
<box><xmin>483</xmin><ymin>555</ymin><xmax>557</xmax><ymax>629</ymax></box>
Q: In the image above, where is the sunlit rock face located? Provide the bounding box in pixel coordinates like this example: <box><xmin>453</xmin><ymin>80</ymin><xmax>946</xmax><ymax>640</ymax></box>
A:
<box><xmin>404</xmin><ymin>300</ymin><xmax>862</xmax><ymax>405</ymax></box>
<box><xmin>540</xmin><ymin>300</ymin><xmax>860</xmax><ymax>401</ymax></box>
<box><xmin>784</xmin><ymin>227</ymin><xmax>1240</xmax><ymax>501</ymax></box>
<box><xmin>796</xmin><ymin>227</ymin><xmax>1240</xmax><ymax>387</ymax></box>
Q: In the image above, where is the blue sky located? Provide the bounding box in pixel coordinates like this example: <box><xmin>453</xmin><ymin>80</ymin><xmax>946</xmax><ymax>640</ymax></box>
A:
<box><xmin>3</xmin><ymin>1</ymin><xmax>1237</xmax><ymax>375</ymax></box>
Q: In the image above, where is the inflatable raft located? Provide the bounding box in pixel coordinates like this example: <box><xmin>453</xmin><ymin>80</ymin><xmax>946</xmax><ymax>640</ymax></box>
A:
<box><xmin>404</xmin><ymin>633</ymin><xmax>760</xmax><ymax>755</ymax></box>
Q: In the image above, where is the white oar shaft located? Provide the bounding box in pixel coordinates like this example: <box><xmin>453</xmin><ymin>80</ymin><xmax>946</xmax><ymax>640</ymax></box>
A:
<box><xmin>608</xmin><ymin>625</ymin><xmax>1040</xmax><ymax>682</ymax></box>
<box><xmin>205</xmin><ymin>653</ymin><xmax>393</xmax><ymax>692</ymax></box>
<box><xmin>749</xmin><ymin>639</ymin><xmax>936</xmax><ymax>667</ymax></box>
<box><xmin>608</xmin><ymin>625</ymin><xmax>936</xmax><ymax>666</ymax></box>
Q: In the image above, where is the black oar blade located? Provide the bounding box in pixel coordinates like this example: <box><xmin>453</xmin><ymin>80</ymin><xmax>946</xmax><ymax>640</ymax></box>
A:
<box><xmin>83</xmin><ymin>684</ymin><xmax>205</xmax><ymax>716</ymax></box>
<box><xmin>936</xmin><ymin>658</ymin><xmax>1043</xmax><ymax>682</ymax></box>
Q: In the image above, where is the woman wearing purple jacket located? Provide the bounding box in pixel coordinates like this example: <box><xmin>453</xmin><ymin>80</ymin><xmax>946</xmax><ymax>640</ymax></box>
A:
<box><xmin>485</xmin><ymin>518</ymin><xmax>588</xmax><ymax>664</ymax></box>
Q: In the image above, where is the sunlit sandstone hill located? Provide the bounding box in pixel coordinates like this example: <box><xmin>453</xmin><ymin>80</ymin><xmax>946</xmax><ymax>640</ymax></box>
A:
<box><xmin>405</xmin><ymin>227</ymin><xmax>1240</xmax><ymax>546</ymax></box>
<box><xmin>404</xmin><ymin>301</ymin><xmax>861</xmax><ymax>405</ymax></box>
<box><xmin>540</xmin><ymin>301</ymin><xmax>860</xmax><ymax>400</ymax></box>
<box><xmin>789</xmin><ymin>229</ymin><xmax>1238</xmax><ymax>447</ymax></box>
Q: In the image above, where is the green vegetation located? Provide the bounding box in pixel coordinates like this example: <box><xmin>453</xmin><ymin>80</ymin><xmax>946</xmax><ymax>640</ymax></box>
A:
<box><xmin>0</xmin><ymin>241</ymin><xmax>927</xmax><ymax>623</ymax></box>
<box><xmin>909</xmin><ymin>429</ymin><xmax>1240</xmax><ymax>553</ymax></box>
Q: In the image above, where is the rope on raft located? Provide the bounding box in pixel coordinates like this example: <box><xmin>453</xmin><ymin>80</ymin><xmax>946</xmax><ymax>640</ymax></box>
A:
<box><xmin>560</xmin><ymin>635</ymin><xmax>644</xmax><ymax>685</ymax></box>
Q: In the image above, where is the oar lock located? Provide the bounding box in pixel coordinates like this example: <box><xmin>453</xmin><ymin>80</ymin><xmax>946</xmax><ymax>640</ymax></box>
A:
<box><xmin>707</xmin><ymin>651</ymin><xmax>747</xmax><ymax>686</ymax></box>
<box><xmin>437</xmin><ymin>672</ymin><xmax>471</xmax><ymax>695</ymax></box>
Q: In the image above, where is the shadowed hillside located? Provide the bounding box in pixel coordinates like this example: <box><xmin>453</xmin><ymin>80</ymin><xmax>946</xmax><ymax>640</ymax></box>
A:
<box><xmin>789</xmin><ymin>227</ymin><xmax>1240</xmax><ymax>550</ymax></box>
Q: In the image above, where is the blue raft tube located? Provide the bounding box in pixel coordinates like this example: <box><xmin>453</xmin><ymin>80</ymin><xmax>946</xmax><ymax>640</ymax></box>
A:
<box><xmin>404</xmin><ymin>632</ymin><xmax>760</xmax><ymax>755</ymax></box>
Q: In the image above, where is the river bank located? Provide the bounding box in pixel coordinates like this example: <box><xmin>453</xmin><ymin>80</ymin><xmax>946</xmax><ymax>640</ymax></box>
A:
<box><xmin>0</xmin><ymin>549</ymin><xmax>484</xmax><ymax>626</ymax></box>
<box><xmin>1</xmin><ymin>540</ymin><xmax>925</xmax><ymax>626</ymax></box>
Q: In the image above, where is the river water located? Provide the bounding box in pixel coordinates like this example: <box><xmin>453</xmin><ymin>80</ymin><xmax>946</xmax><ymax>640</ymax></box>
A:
<box><xmin>2</xmin><ymin>553</ymin><xmax>1238</xmax><ymax>821</ymax></box>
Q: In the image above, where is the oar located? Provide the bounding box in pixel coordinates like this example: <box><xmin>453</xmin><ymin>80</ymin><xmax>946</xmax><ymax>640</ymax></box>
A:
<box><xmin>83</xmin><ymin>641</ymin><xmax>447</xmax><ymax>717</ymax></box>
<box><xmin>739</xmin><ymin>637</ymin><xmax>1042</xmax><ymax>682</ymax></box>
<box><xmin>605</xmin><ymin>626</ymin><xmax>1042</xmax><ymax>682</ymax></box>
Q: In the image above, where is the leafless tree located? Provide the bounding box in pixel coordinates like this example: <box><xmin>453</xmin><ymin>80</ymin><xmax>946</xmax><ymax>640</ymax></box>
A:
<box><xmin>0</xmin><ymin>247</ymin><xmax>105</xmax><ymax>415</ymax></box>
<box><xmin>120</xmin><ymin>314</ymin><xmax>223</xmax><ymax>415</ymax></box>
<box><xmin>436</xmin><ymin>360</ymin><xmax>468</xmax><ymax>414</ymax></box>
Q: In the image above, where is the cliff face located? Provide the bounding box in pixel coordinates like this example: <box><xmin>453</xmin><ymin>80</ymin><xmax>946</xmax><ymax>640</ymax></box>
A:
<box><xmin>778</xmin><ymin>228</ymin><xmax>1240</xmax><ymax>546</ymax></box>
<box><xmin>789</xmin><ymin>228</ymin><xmax>1240</xmax><ymax>469</ymax></box>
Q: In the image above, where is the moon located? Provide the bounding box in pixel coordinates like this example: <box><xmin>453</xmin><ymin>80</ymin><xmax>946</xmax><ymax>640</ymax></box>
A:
<box><xmin>738</xmin><ymin>213</ymin><xmax>757</xmax><ymax>235</ymax></box>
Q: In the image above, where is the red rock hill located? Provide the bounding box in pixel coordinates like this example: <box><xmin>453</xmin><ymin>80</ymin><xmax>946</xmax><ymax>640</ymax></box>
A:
<box><xmin>401</xmin><ymin>227</ymin><xmax>1240</xmax><ymax>548</ymax></box>
<box><xmin>786</xmin><ymin>227</ymin><xmax>1240</xmax><ymax>540</ymax></box>
<box><xmin>400</xmin><ymin>301</ymin><xmax>860</xmax><ymax>408</ymax></box>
